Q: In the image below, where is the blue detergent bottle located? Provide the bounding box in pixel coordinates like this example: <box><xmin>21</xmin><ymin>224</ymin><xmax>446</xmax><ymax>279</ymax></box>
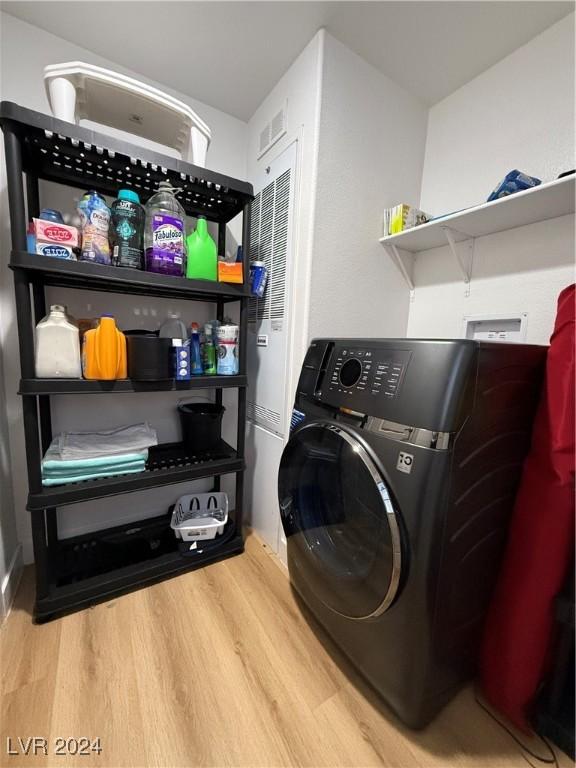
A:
<box><xmin>190</xmin><ymin>322</ymin><xmax>203</xmax><ymax>375</ymax></box>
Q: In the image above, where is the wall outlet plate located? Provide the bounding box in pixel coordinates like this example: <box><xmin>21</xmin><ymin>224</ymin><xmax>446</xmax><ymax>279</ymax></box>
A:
<box><xmin>462</xmin><ymin>313</ymin><xmax>528</xmax><ymax>343</ymax></box>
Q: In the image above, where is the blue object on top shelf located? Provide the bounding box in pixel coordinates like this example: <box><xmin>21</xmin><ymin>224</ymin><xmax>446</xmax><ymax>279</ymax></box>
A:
<box><xmin>487</xmin><ymin>170</ymin><xmax>541</xmax><ymax>202</ymax></box>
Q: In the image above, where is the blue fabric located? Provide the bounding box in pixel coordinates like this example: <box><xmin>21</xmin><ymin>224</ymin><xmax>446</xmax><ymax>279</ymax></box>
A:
<box><xmin>42</xmin><ymin>462</ymin><xmax>146</xmax><ymax>486</ymax></box>
<box><xmin>43</xmin><ymin>458</ymin><xmax>145</xmax><ymax>477</ymax></box>
<box><xmin>42</xmin><ymin>450</ymin><xmax>148</xmax><ymax>472</ymax></box>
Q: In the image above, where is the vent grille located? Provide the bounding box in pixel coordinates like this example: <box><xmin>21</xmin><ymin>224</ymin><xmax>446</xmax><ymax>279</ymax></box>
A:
<box><xmin>257</xmin><ymin>104</ymin><xmax>287</xmax><ymax>159</ymax></box>
<box><xmin>248</xmin><ymin>167</ymin><xmax>291</xmax><ymax>326</ymax></box>
<box><xmin>259</xmin><ymin>125</ymin><xmax>271</xmax><ymax>155</ymax></box>
<box><xmin>247</xmin><ymin>401</ymin><xmax>281</xmax><ymax>433</ymax></box>
<box><xmin>271</xmin><ymin>109</ymin><xmax>285</xmax><ymax>140</ymax></box>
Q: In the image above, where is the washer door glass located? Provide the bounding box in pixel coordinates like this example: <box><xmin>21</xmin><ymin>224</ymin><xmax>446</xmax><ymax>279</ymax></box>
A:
<box><xmin>278</xmin><ymin>422</ymin><xmax>403</xmax><ymax>619</ymax></box>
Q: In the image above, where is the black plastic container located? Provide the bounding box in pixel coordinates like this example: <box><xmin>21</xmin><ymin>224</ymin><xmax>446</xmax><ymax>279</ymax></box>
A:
<box><xmin>178</xmin><ymin>401</ymin><xmax>225</xmax><ymax>451</ymax></box>
<box><xmin>126</xmin><ymin>331</ymin><xmax>172</xmax><ymax>380</ymax></box>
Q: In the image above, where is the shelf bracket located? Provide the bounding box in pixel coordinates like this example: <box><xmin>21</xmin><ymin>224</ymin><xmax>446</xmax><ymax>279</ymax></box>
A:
<box><xmin>384</xmin><ymin>244</ymin><xmax>415</xmax><ymax>298</ymax></box>
<box><xmin>441</xmin><ymin>226</ymin><xmax>474</xmax><ymax>293</ymax></box>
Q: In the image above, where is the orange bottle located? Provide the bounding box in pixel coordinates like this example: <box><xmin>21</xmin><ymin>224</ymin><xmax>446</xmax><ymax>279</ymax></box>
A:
<box><xmin>82</xmin><ymin>315</ymin><xmax>127</xmax><ymax>380</ymax></box>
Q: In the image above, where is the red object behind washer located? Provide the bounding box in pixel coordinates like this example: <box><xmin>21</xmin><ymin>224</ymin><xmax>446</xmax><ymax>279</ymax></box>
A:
<box><xmin>480</xmin><ymin>284</ymin><xmax>575</xmax><ymax>731</ymax></box>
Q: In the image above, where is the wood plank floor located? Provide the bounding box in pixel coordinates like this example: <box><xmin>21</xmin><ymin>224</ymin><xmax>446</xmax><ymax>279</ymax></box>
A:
<box><xmin>1</xmin><ymin>533</ymin><xmax>568</xmax><ymax>768</ymax></box>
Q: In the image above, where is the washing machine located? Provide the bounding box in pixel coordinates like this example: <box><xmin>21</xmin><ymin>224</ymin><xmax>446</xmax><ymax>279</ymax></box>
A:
<box><xmin>278</xmin><ymin>338</ymin><xmax>546</xmax><ymax>728</ymax></box>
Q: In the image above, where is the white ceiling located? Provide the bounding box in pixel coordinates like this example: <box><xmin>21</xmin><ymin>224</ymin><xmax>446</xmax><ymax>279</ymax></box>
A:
<box><xmin>2</xmin><ymin>1</ymin><xmax>573</xmax><ymax>120</ymax></box>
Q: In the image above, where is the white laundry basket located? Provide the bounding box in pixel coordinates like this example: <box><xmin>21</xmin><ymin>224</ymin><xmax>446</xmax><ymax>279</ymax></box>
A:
<box><xmin>170</xmin><ymin>492</ymin><xmax>228</xmax><ymax>542</ymax></box>
<box><xmin>44</xmin><ymin>61</ymin><xmax>212</xmax><ymax>167</ymax></box>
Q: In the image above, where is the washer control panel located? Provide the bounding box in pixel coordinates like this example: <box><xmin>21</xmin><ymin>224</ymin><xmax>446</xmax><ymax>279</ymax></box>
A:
<box><xmin>326</xmin><ymin>346</ymin><xmax>411</xmax><ymax>402</ymax></box>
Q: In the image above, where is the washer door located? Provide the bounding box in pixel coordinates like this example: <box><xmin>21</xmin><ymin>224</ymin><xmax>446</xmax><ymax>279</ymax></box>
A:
<box><xmin>278</xmin><ymin>422</ymin><xmax>404</xmax><ymax>620</ymax></box>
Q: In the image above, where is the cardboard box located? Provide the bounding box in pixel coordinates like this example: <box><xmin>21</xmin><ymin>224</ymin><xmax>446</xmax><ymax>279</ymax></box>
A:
<box><xmin>383</xmin><ymin>204</ymin><xmax>430</xmax><ymax>236</ymax></box>
<box><xmin>172</xmin><ymin>339</ymin><xmax>191</xmax><ymax>381</ymax></box>
<box><xmin>35</xmin><ymin>242</ymin><xmax>75</xmax><ymax>259</ymax></box>
<box><xmin>31</xmin><ymin>219</ymin><xmax>79</xmax><ymax>248</ymax></box>
<box><xmin>218</xmin><ymin>262</ymin><xmax>243</xmax><ymax>284</ymax></box>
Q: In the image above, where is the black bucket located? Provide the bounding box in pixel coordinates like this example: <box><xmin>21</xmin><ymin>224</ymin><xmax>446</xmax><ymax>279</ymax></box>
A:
<box><xmin>178</xmin><ymin>401</ymin><xmax>225</xmax><ymax>452</ymax></box>
<box><xmin>126</xmin><ymin>331</ymin><xmax>172</xmax><ymax>381</ymax></box>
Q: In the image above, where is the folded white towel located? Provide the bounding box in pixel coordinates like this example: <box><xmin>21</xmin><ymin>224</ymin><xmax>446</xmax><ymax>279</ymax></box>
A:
<box><xmin>57</xmin><ymin>422</ymin><xmax>158</xmax><ymax>460</ymax></box>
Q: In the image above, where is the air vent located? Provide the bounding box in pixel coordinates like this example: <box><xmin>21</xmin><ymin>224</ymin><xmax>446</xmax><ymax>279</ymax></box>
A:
<box><xmin>257</xmin><ymin>103</ymin><xmax>287</xmax><ymax>159</ymax></box>
<box><xmin>248</xmin><ymin>167</ymin><xmax>291</xmax><ymax>326</ymax></box>
<box><xmin>248</xmin><ymin>401</ymin><xmax>281</xmax><ymax>434</ymax></box>
<box><xmin>271</xmin><ymin>108</ymin><xmax>285</xmax><ymax>139</ymax></box>
<box><xmin>259</xmin><ymin>124</ymin><xmax>271</xmax><ymax>155</ymax></box>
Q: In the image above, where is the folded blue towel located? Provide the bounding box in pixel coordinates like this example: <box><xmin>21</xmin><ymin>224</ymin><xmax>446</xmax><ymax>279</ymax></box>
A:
<box><xmin>42</xmin><ymin>444</ymin><xmax>148</xmax><ymax>472</ymax></box>
<box><xmin>43</xmin><ymin>458</ymin><xmax>145</xmax><ymax>478</ymax></box>
<box><xmin>42</xmin><ymin>463</ymin><xmax>146</xmax><ymax>486</ymax></box>
<box><xmin>40</xmin><ymin>425</ymin><xmax>156</xmax><ymax>486</ymax></box>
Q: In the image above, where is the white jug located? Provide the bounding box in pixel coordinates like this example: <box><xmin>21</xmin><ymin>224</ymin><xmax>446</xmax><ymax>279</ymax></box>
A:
<box><xmin>35</xmin><ymin>305</ymin><xmax>82</xmax><ymax>378</ymax></box>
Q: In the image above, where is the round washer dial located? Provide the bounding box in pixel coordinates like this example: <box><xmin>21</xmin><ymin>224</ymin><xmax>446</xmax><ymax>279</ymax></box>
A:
<box><xmin>339</xmin><ymin>358</ymin><xmax>362</xmax><ymax>388</ymax></box>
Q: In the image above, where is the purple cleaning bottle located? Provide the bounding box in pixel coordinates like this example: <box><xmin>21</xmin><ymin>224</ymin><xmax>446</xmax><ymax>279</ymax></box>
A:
<box><xmin>144</xmin><ymin>181</ymin><xmax>186</xmax><ymax>277</ymax></box>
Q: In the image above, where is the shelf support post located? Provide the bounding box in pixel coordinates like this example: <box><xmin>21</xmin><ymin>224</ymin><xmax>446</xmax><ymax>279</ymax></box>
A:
<box><xmin>384</xmin><ymin>244</ymin><xmax>415</xmax><ymax>299</ymax></box>
<box><xmin>441</xmin><ymin>226</ymin><xmax>474</xmax><ymax>295</ymax></box>
<box><xmin>234</xmin><ymin>202</ymin><xmax>251</xmax><ymax>535</ymax></box>
<box><xmin>3</xmin><ymin>125</ymin><xmax>27</xmax><ymax>250</ymax></box>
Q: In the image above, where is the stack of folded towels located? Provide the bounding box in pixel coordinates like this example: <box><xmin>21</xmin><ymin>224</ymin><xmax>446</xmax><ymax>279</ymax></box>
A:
<box><xmin>41</xmin><ymin>422</ymin><xmax>158</xmax><ymax>486</ymax></box>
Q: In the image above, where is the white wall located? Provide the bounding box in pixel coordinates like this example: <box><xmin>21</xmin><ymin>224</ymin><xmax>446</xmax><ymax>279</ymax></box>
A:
<box><xmin>420</xmin><ymin>14</ymin><xmax>575</xmax><ymax>215</ymax></box>
<box><xmin>0</xmin><ymin>279</ymin><xmax>22</xmax><ymax>621</ymax></box>
<box><xmin>0</xmin><ymin>11</ymin><xmax>248</xmax><ymax>562</ymax></box>
<box><xmin>409</xmin><ymin>13</ymin><xmax>575</xmax><ymax>344</ymax></box>
<box><xmin>309</xmin><ymin>33</ymin><xmax>428</xmax><ymax>340</ymax></box>
<box><xmin>0</xmin><ymin>31</ymin><xmax>21</xmax><ymax>618</ymax></box>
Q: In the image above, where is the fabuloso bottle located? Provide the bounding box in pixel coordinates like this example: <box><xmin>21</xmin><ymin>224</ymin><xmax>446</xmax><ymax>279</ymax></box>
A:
<box><xmin>186</xmin><ymin>216</ymin><xmax>217</xmax><ymax>281</ymax></box>
<box><xmin>144</xmin><ymin>181</ymin><xmax>186</xmax><ymax>277</ymax></box>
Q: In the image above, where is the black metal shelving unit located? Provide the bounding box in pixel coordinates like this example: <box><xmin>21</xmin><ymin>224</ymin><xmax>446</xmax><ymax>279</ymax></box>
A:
<box><xmin>0</xmin><ymin>102</ymin><xmax>253</xmax><ymax>622</ymax></box>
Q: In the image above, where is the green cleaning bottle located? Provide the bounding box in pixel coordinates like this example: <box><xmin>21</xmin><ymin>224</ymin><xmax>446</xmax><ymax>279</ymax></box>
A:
<box><xmin>186</xmin><ymin>216</ymin><xmax>217</xmax><ymax>281</ymax></box>
<box><xmin>201</xmin><ymin>323</ymin><xmax>217</xmax><ymax>375</ymax></box>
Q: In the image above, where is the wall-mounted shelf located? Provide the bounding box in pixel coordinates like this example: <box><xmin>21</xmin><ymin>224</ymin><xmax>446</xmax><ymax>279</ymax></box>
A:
<box><xmin>379</xmin><ymin>175</ymin><xmax>575</xmax><ymax>293</ymax></box>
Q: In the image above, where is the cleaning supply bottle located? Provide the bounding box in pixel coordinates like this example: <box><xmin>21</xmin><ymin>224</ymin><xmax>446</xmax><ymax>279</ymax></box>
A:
<box><xmin>217</xmin><ymin>324</ymin><xmax>240</xmax><ymax>375</ymax></box>
<box><xmin>82</xmin><ymin>315</ymin><xmax>127</xmax><ymax>380</ymax></box>
<box><xmin>159</xmin><ymin>312</ymin><xmax>188</xmax><ymax>340</ymax></box>
<box><xmin>35</xmin><ymin>305</ymin><xmax>82</xmax><ymax>378</ymax></box>
<box><xmin>109</xmin><ymin>189</ymin><xmax>145</xmax><ymax>270</ymax></box>
<box><xmin>77</xmin><ymin>190</ymin><xmax>111</xmax><ymax>264</ymax></box>
<box><xmin>190</xmin><ymin>322</ymin><xmax>203</xmax><ymax>375</ymax></box>
<box><xmin>201</xmin><ymin>323</ymin><xmax>217</xmax><ymax>375</ymax></box>
<box><xmin>144</xmin><ymin>181</ymin><xmax>186</xmax><ymax>277</ymax></box>
<box><xmin>186</xmin><ymin>216</ymin><xmax>217</xmax><ymax>281</ymax></box>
